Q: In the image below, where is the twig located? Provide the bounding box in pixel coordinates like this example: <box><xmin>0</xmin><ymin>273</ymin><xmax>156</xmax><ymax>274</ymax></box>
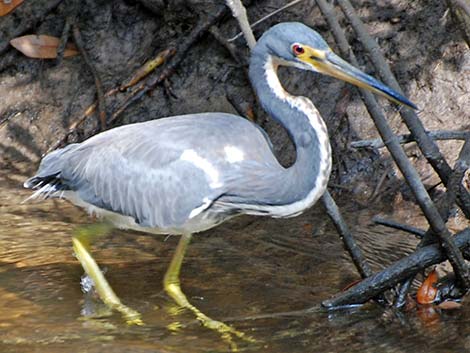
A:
<box><xmin>225</xmin><ymin>92</ymin><xmax>253</xmax><ymax>120</ymax></box>
<box><xmin>225</xmin><ymin>0</ymin><xmax>256</xmax><ymax>49</ymax></box>
<box><xmin>336</xmin><ymin>0</ymin><xmax>470</xmax><ymax>219</ymax></box>
<box><xmin>46</xmin><ymin>48</ymin><xmax>175</xmax><ymax>154</ymax></box>
<box><xmin>322</xmin><ymin>191</ymin><xmax>374</xmax><ymax>278</ymax></box>
<box><xmin>317</xmin><ymin>0</ymin><xmax>470</xmax><ymax>289</ymax></box>
<box><xmin>369</xmin><ymin>168</ymin><xmax>389</xmax><ymax>201</ymax></box>
<box><xmin>56</xmin><ymin>6</ymin><xmax>78</xmax><ymax>66</ymax></box>
<box><xmin>227</xmin><ymin>0</ymin><xmax>305</xmax><ymax>42</ymax></box>
<box><xmin>72</xmin><ymin>24</ymin><xmax>107</xmax><ymax>131</ymax></box>
<box><xmin>372</xmin><ymin>216</ymin><xmax>426</xmax><ymax>238</ymax></box>
<box><xmin>393</xmin><ymin>279</ymin><xmax>413</xmax><ymax>308</ymax></box>
<box><xmin>107</xmin><ymin>5</ymin><xmax>229</xmax><ymax>126</ymax></box>
<box><xmin>209</xmin><ymin>26</ymin><xmax>247</xmax><ymax>66</ymax></box>
<box><xmin>351</xmin><ymin>130</ymin><xmax>470</xmax><ymax>149</ymax></box>
<box><xmin>322</xmin><ymin>228</ymin><xmax>470</xmax><ymax>308</ymax></box>
<box><xmin>119</xmin><ymin>48</ymin><xmax>176</xmax><ymax>91</ymax></box>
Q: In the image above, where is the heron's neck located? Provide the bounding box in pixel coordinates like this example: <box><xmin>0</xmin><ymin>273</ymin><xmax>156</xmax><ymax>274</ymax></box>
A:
<box><xmin>248</xmin><ymin>54</ymin><xmax>331</xmax><ymax>211</ymax></box>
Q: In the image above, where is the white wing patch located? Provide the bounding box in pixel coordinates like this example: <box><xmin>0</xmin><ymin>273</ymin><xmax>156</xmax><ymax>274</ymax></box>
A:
<box><xmin>188</xmin><ymin>197</ymin><xmax>212</xmax><ymax>219</ymax></box>
<box><xmin>180</xmin><ymin>149</ymin><xmax>223</xmax><ymax>188</ymax></box>
<box><xmin>224</xmin><ymin>145</ymin><xmax>244</xmax><ymax>163</ymax></box>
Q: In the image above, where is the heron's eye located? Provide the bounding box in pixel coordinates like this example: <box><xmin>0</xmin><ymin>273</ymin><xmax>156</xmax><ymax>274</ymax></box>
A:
<box><xmin>292</xmin><ymin>44</ymin><xmax>305</xmax><ymax>55</ymax></box>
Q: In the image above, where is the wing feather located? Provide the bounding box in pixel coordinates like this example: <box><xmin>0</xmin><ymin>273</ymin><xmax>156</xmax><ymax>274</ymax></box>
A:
<box><xmin>26</xmin><ymin>113</ymin><xmax>281</xmax><ymax>230</ymax></box>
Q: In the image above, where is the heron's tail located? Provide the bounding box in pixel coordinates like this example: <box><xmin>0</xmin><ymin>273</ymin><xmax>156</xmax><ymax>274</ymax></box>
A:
<box><xmin>23</xmin><ymin>173</ymin><xmax>69</xmax><ymax>202</ymax></box>
<box><xmin>23</xmin><ymin>145</ymin><xmax>76</xmax><ymax>202</ymax></box>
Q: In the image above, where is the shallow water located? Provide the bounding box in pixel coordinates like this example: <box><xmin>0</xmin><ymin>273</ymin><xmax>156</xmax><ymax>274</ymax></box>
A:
<box><xmin>1</xmin><ymin>175</ymin><xmax>470</xmax><ymax>353</ymax></box>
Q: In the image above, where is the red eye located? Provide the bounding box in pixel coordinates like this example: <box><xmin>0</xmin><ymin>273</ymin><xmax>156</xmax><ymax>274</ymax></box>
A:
<box><xmin>293</xmin><ymin>44</ymin><xmax>304</xmax><ymax>55</ymax></box>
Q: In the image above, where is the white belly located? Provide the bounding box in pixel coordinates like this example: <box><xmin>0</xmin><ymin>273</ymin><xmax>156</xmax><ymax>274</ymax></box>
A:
<box><xmin>64</xmin><ymin>191</ymin><xmax>229</xmax><ymax>235</ymax></box>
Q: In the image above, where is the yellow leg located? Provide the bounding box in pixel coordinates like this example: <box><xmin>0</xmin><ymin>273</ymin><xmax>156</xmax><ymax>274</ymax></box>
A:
<box><xmin>163</xmin><ymin>233</ymin><xmax>255</xmax><ymax>350</ymax></box>
<box><xmin>72</xmin><ymin>224</ymin><xmax>143</xmax><ymax>325</ymax></box>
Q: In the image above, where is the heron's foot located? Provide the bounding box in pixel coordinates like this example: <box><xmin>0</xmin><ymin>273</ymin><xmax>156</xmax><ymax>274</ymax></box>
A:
<box><xmin>114</xmin><ymin>303</ymin><xmax>144</xmax><ymax>326</ymax></box>
<box><xmin>163</xmin><ymin>233</ymin><xmax>257</xmax><ymax>350</ymax></box>
<box><xmin>165</xmin><ymin>283</ymin><xmax>256</xmax><ymax>350</ymax></box>
<box><xmin>196</xmin><ymin>311</ymin><xmax>256</xmax><ymax>343</ymax></box>
<box><xmin>72</xmin><ymin>225</ymin><xmax>144</xmax><ymax>326</ymax></box>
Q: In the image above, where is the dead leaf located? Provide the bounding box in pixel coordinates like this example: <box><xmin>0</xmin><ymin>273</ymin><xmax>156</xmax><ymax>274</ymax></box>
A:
<box><xmin>417</xmin><ymin>269</ymin><xmax>439</xmax><ymax>304</ymax></box>
<box><xmin>0</xmin><ymin>0</ymin><xmax>24</xmax><ymax>16</ymax></box>
<box><xmin>437</xmin><ymin>301</ymin><xmax>462</xmax><ymax>310</ymax></box>
<box><xmin>10</xmin><ymin>35</ymin><xmax>79</xmax><ymax>59</ymax></box>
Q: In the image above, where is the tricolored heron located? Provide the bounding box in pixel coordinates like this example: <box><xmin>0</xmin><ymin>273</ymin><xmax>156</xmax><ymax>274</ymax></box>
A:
<box><xmin>24</xmin><ymin>22</ymin><xmax>415</xmax><ymax>338</ymax></box>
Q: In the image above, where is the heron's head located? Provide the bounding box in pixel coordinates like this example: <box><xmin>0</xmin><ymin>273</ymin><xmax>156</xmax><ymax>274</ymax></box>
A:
<box><xmin>255</xmin><ymin>22</ymin><xmax>416</xmax><ymax>109</ymax></box>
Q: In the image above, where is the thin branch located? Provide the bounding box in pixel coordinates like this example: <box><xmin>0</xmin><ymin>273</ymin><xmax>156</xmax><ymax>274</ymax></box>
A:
<box><xmin>351</xmin><ymin>130</ymin><xmax>470</xmax><ymax>149</ymax></box>
<box><xmin>107</xmin><ymin>6</ymin><xmax>228</xmax><ymax>127</ymax></box>
<box><xmin>322</xmin><ymin>228</ymin><xmax>470</xmax><ymax>308</ymax></box>
<box><xmin>322</xmin><ymin>191</ymin><xmax>374</xmax><ymax>278</ymax></box>
<box><xmin>56</xmin><ymin>9</ymin><xmax>77</xmax><ymax>66</ymax></box>
<box><xmin>394</xmin><ymin>279</ymin><xmax>413</xmax><ymax>308</ymax></box>
<box><xmin>209</xmin><ymin>26</ymin><xmax>246</xmax><ymax>66</ymax></box>
<box><xmin>225</xmin><ymin>0</ymin><xmax>256</xmax><ymax>49</ymax></box>
<box><xmin>72</xmin><ymin>24</ymin><xmax>107</xmax><ymax>131</ymax></box>
<box><xmin>227</xmin><ymin>0</ymin><xmax>305</xmax><ymax>42</ymax></box>
<box><xmin>46</xmin><ymin>49</ymin><xmax>175</xmax><ymax>154</ymax></box>
<box><xmin>372</xmin><ymin>216</ymin><xmax>426</xmax><ymax>238</ymax></box>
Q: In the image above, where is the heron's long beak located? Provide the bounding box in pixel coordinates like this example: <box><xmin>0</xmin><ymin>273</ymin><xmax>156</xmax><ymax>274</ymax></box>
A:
<box><xmin>299</xmin><ymin>47</ymin><xmax>417</xmax><ymax>109</ymax></box>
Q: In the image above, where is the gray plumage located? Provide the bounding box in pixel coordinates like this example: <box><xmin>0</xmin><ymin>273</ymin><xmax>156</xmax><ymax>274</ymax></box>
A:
<box><xmin>26</xmin><ymin>113</ymin><xmax>292</xmax><ymax>233</ymax></box>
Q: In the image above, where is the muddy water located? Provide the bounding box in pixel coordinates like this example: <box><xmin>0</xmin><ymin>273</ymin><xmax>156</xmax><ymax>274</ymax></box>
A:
<box><xmin>1</xmin><ymin>175</ymin><xmax>470</xmax><ymax>353</ymax></box>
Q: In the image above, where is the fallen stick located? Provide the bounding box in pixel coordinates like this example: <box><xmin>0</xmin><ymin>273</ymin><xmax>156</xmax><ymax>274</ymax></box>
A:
<box><xmin>372</xmin><ymin>216</ymin><xmax>426</xmax><ymax>238</ymax></box>
<box><xmin>351</xmin><ymin>130</ymin><xmax>470</xmax><ymax>149</ymax></box>
<box><xmin>72</xmin><ymin>24</ymin><xmax>107</xmax><ymax>131</ymax></box>
<box><xmin>45</xmin><ymin>48</ymin><xmax>175</xmax><ymax>154</ymax></box>
<box><xmin>107</xmin><ymin>5</ymin><xmax>228</xmax><ymax>126</ymax></box>
<box><xmin>317</xmin><ymin>0</ymin><xmax>470</xmax><ymax>289</ymax></box>
<box><xmin>322</xmin><ymin>191</ymin><xmax>373</xmax><ymax>278</ymax></box>
<box><xmin>322</xmin><ymin>228</ymin><xmax>470</xmax><ymax>308</ymax></box>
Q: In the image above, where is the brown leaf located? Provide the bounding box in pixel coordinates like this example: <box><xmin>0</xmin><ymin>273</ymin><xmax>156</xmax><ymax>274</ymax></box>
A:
<box><xmin>10</xmin><ymin>35</ymin><xmax>79</xmax><ymax>59</ymax></box>
<box><xmin>417</xmin><ymin>269</ymin><xmax>439</xmax><ymax>304</ymax></box>
<box><xmin>0</xmin><ymin>0</ymin><xmax>24</xmax><ymax>16</ymax></box>
<box><xmin>437</xmin><ymin>301</ymin><xmax>462</xmax><ymax>310</ymax></box>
